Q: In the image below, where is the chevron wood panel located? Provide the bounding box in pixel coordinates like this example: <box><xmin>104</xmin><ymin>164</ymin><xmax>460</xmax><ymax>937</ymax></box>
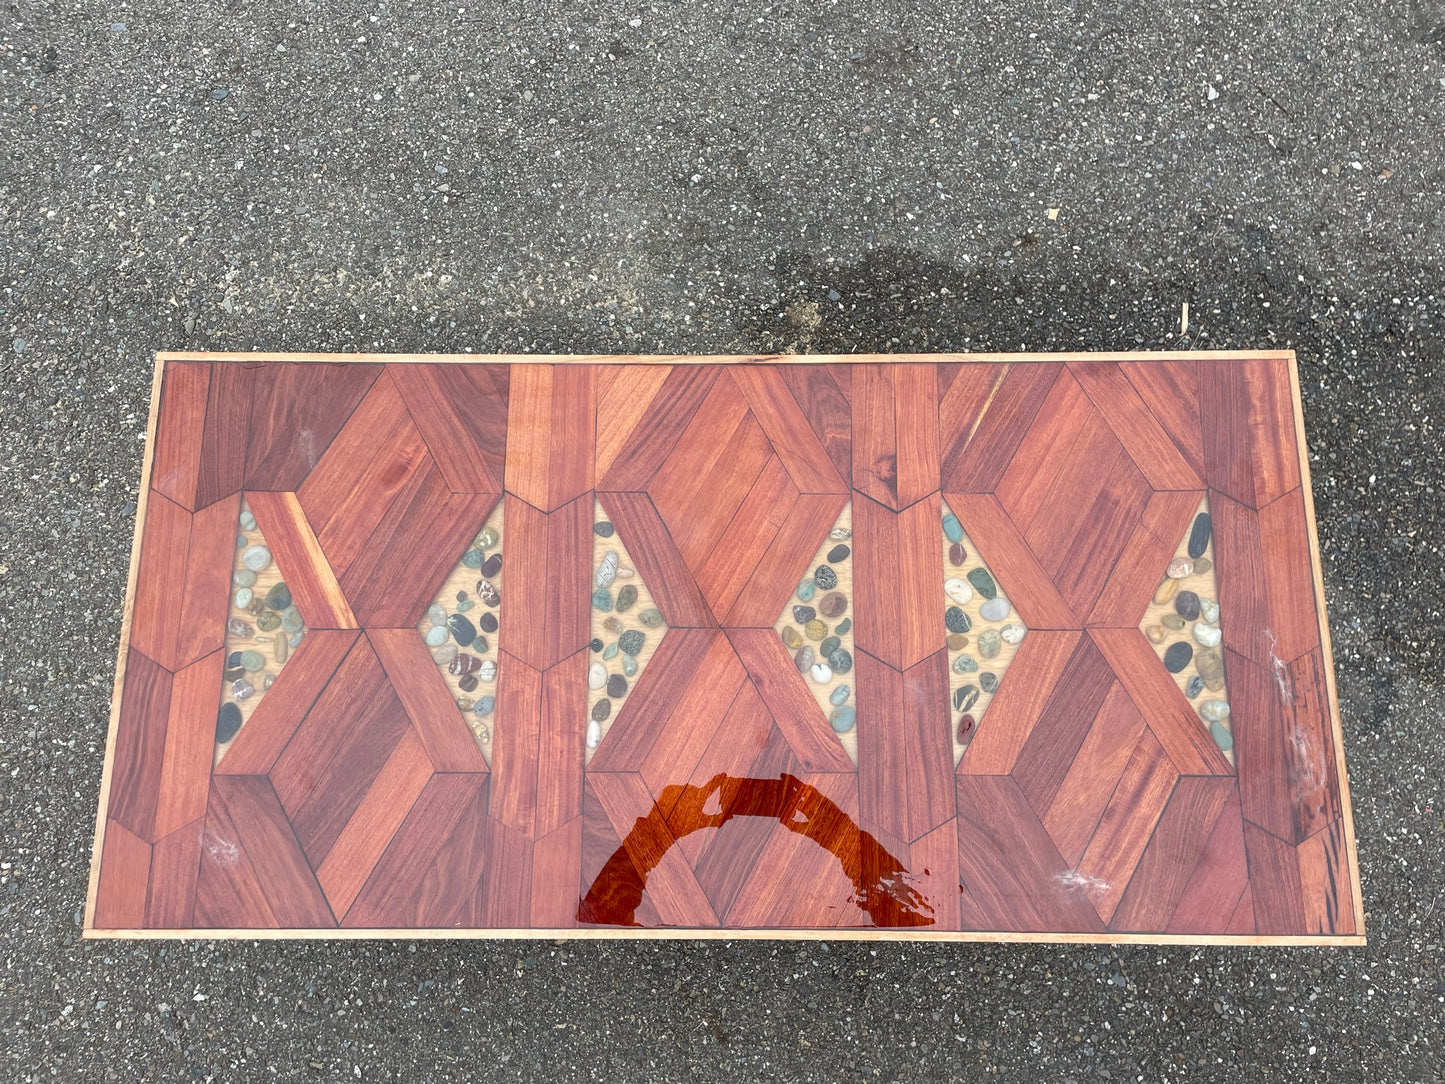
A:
<box><xmin>87</xmin><ymin>351</ymin><xmax>1361</xmax><ymax>944</ymax></box>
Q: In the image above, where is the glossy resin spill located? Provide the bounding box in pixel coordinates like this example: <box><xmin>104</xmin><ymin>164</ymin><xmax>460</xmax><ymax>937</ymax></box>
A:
<box><xmin>773</xmin><ymin>503</ymin><xmax>856</xmax><ymax>761</ymax></box>
<box><xmin>418</xmin><ymin>499</ymin><xmax>505</xmax><ymax>757</ymax></box>
<box><xmin>214</xmin><ymin>497</ymin><xmax>309</xmax><ymax>760</ymax></box>
<box><xmin>587</xmin><ymin>499</ymin><xmax>669</xmax><ymax>757</ymax></box>
<box><xmin>940</xmin><ymin>499</ymin><xmax>1027</xmax><ymax>763</ymax></box>
<box><xmin>1140</xmin><ymin>499</ymin><xmax>1234</xmax><ymax>760</ymax></box>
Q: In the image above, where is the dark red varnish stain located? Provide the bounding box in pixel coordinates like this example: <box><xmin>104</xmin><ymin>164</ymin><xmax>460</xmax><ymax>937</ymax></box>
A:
<box><xmin>577</xmin><ymin>773</ymin><xmax>935</xmax><ymax>927</ymax></box>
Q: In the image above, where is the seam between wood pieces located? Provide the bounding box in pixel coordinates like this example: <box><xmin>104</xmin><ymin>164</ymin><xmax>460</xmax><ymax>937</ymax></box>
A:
<box><xmin>154</xmin><ymin>350</ymin><xmax>1299</xmax><ymax>366</ymax></box>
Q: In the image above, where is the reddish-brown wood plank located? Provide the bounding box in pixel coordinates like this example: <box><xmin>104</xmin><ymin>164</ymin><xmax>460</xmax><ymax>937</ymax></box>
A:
<box><xmin>315</xmin><ymin>726</ymin><xmax>434</xmax><ymax>917</ymax></box>
<box><xmin>497</xmin><ymin>495</ymin><xmax>551</xmax><ymax>671</ymax></box>
<box><xmin>1109</xmin><ymin>776</ymin><xmax>1235</xmax><ymax>932</ymax></box>
<box><xmin>539</xmin><ymin>493</ymin><xmax>595</xmax><ymax>668</ymax></box>
<box><xmin>727</xmin><ymin>629</ymin><xmax>855</xmax><ymax>774</ymax></box>
<box><xmin>194</xmin><ymin>360</ymin><xmax>256</xmax><ymax>509</ymax></box>
<box><xmin>940</xmin><ymin>363</ymin><xmax>1061</xmax><ymax>494</ymax></box>
<box><xmin>152</xmin><ymin>650</ymin><xmax>224</xmax><ymax>840</ymax></box>
<box><xmin>128</xmin><ymin>493</ymin><xmax>191</xmax><ymax>669</ymax></box>
<box><xmin>994</xmin><ymin>369</ymin><xmax>1097</xmax><ymax>528</ymax></box>
<box><xmin>367</xmin><ymin>628</ymin><xmax>488</xmax><ymax>773</ymax></box>
<box><xmin>215</xmin><ymin>629</ymin><xmax>359</xmax><ymax>775</ymax></box>
<box><xmin>173</xmin><ymin>493</ymin><xmax>243</xmax><ymax>668</ymax></box>
<box><xmin>474</xmin><ymin>812</ymin><xmax>536</xmax><ymax>928</ymax></box>
<box><xmin>1069</xmin><ymin>361</ymin><xmax>1203</xmax><ymax>490</ymax></box>
<box><xmin>1042</xmin><ymin>681</ymin><xmax>1149</xmax><ymax>867</ymax></box>
<box><xmin>1009</xmin><ymin>635</ymin><xmax>1120</xmax><ymax>814</ymax></box>
<box><xmin>594</xmin><ymin>365</ymin><xmax>675</xmax><ymax>480</ymax></box>
<box><xmin>1198</xmin><ymin>357</ymin><xmax>1301</xmax><ymax>509</ymax></box>
<box><xmin>850</xmin><ymin>364</ymin><xmax>901</xmax><ymax>509</ymax></box>
<box><xmin>596</xmin><ymin>366</ymin><xmax>720</xmax><ymax>490</ymax></box>
<box><xmin>1090</xmin><ymin>628</ymin><xmax>1235</xmax><ymax>777</ymax></box>
<box><xmin>92</xmin><ymin>820</ymin><xmax>150</xmax><ymax>930</ymax></box>
<box><xmin>722</xmin><ymin>492</ymin><xmax>849</xmax><ymax>628</ymax></box>
<box><xmin>343</xmin><ymin>773</ymin><xmax>490</xmax><ymax>928</ymax></box>
<box><xmin>589</xmin><ymin>772</ymin><xmax>720</xmax><ymax>927</ymax></box>
<box><xmin>487</xmin><ymin>651</ymin><xmax>544</xmax><ymax>836</ymax></box>
<box><xmin>959</xmin><ymin>630</ymin><xmax>1082</xmax><ymax>776</ymax></box>
<box><xmin>1087</xmin><ymin>489</ymin><xmax>1203</xmax><ymax>627</ymax></box>
<box><xmin>536</xmin><ymin>650</ymin><xmax>589</xmax><ymax>838</ymax></box>
<box><xmin>1241</xmin><ymin>820</ymin><xmax>1307</xmax><ymax>935</ymax></box>
<box><xmin>941</xmin><ymin>493</ymin><xmax>1076</xmax><ymax>629</ymax></box>
<box><xmin>730</xmin><ymin>367</ymin><xmax>848</xmax><ymax>493</ymax></box>
<box><xmin>502</xmin><ymin>365</ymin><xmax>595</xmax><ymax>511</ymax></box>
<box><xmin>244</xmin><ymin>362</ymin><xmax>382</xmax><ymax>491</ymax></box>
<box><xmin>1229</xmin><ymin>647</ymin><xmax>1341</xmax><ymax>844</ymax></box>
<box><xmin>596</xmin><ymin>492</ymin><xmax>716</xmax><ymax>627</ymax></box>
<box><xmin>530</xmin><ymin>816</ymin><xmax>584</xmax><ymax>928</ymax></box>
<box><xmin>587</xmin><ymin>628</ymin><xmax>714</xmax><ymax>772</ymax></box>
<box><xmin>1212</xmin><ymin>490</ymin><xmax>1289</xmax><ymax>668</ymax></box>
<box><xmin>851</xmin><ymin>493</ymin><xmax>946</xmax><ymax>671</ymax></box>
<box><xmin>144</xmin><ymin>817</ymin><xmax>204</xmax><ymax>929</ymax></box>
<box><xmin>150</xmin><ymin>361</ymin><xmax>210</xmax><ymax>510</ymax></box>
<box><xmin>1298</xmin><ymin>818</ymin><xmax>1356</xmax><ymax>936</ymax></box>
<box><xmin>388</xmin><ymin>363</ymin><xmax>508</xmax><ymax>492</ymax></box>
<box><xmin>243</xmin><ymin>490</ymin><xmax>359</xmax><ymax>629</ymax></box>
<box><xmin>1165</xmin><ymin>788</ymin><xmax>1251</xmax><ymax>936</ymax></box>
<box><xmin>194</xmin><ymin>775</ymin><xmax>335</xmax><ymax>928</ymax></box>
<box><xmin>1118</xmin><ymin>359</ymin><xmax>1204</xmax><ymax>478</ymax></box>
<box><xmin>955</xmin><ymin>775</ymin><xmax>1107</xmax><ymax>933</ymax></box>
<box><xmin>937</xmin><ymin>363</ymin><xmax>1005</xmax><ymax>481</ymax></box>
<box><xmin>107</xmin><ymin>649</ymin><xmax>172</xmax><ymax>842</ymax></box>
<box><xmin>1258</xmin><ymin>488</ymin><xmax>1323</xmax><ymax>665</ymax></box>
<box><xmin>578</xmin><ymin>781</ymin><xmax>664</xmax><ymax>929</ymax></box>
<box><xmin>856</xmin><ymin>649</ymin><xmax>954</xmax><ymax>844</ymax></box>
<box><xmin>1226</xmin><ymin>884</ymin><xmax>1257</xmax><ymax>935</ymax></box>
<box><xmin>849</xmin><ymin>364</ymin><xmax>939</xmax><ymax>510</ymax></box>
<box><xmin>633</xmin><ymin>635</ymin><xmax>748</xmax><ymax>801</ymax></box>
<box><xmin>777</xmin><ymin>364</ymin><xmax>852</xmax><ymax>483</ymax></box>
<box><xmin>693</xmin><ymin>454</ymin><xmax>796</xmax><ymax>622</ymax></box>
<box><xmin>892</xmin><ymin>363</ymin><xmax>941</xmax><ymax>510</ymax></box>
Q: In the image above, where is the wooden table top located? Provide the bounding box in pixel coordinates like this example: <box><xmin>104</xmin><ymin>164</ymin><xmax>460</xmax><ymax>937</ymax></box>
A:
<box><xmin>85</xmin><ymin>351</ymin><xmax>1362</xmax><ymax>943</ymax></box>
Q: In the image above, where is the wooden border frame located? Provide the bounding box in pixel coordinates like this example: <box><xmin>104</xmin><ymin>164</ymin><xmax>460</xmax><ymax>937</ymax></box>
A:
<box><xmin>84</xmin><ymin>349</ymin><xmax>1363</xmax><ymax>945</ymax></box>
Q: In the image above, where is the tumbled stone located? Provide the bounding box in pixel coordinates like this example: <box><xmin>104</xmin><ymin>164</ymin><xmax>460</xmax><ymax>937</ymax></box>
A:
<box><xmin>234</xmin><ymin>587</ymin><xmax>253</xmax><ymax>609</ymax></box>
<box><xmin>274</xmin><ymin>633</ymin><xmax>288</xmax><ymax>664</ymax></box>
<box><xmin>1145</xmin><ymin>624</ymin><xmax>1167</xmax><ymax>644</ymax></box>
<box><xmin>448</xmin><ymin>613</ymin><xmax>477</xmax><ymax>647</ymax></box>
<box><xmin>792</xmin><ymin>605</ymin><xmax>816</xmax><ymax>625</ymax></box>
<box><xmin>949</xmin><ymin>542</ymin><xmax>967</xmax><ymax>567</ymax></box>
<box><xmin>829</xmin><ymin>526</ymin><xmax>852</xmax><ymax>541</ymax></box>
<box><xmin>952</xmin><ymin>654</ymin><xmax>978</xmax><ymax>674</ymax></box>
<box><xmin>231</xmin><ymin>677</ymin><xmax>255</xmax><ymax>701</ymax></box>
<box><xmin>289</xmin><ymin>631</ymin><xmax>304</xmax><ymax>649</ymax></box>
<box><xmin>281</xmin><ymin>606</ymin><xmax>304</xmax><ymax>635</ymax></box>
<box><xmin>476</xmin><ymin>578</ymin><xmax>501</xmax><ymax>607</ymax></box>
<box><xmin>814</xmin><ymin>565</ymin><xmax>838</xmax><ymax>590</ymax></box>
<box><xmin>1153</xmin><ymin>578</ymin><xmax>1179</xmax><ymax>605</ymax></box>
<box><xmin>256</xmin><ymin>610</ymin><xmax>281</xmax><ymax>632</ymax></box>
<box><xmin>944</xmin><ymin>577</ymin><xmax>973</xmax><ymax>606</ymax></box>
<box><xmin>1193</xmin><ymin>557</ymin><xmax>1213</xmax><ymax>574</ymax></box>
<box><xmin>794</xmin><ymin>645</ymin><xmax>815</xmax><ymax>673</ymax></box>
<box><xmin>239</xmin><ymin>509</ymin><xmax>257</xmax><ymax>531</ymax></box>
<box><xmin>781</xmin><ymin>626</ymin><xmax>803</xmax><ymax>650</ymax></box>
<box><xmin>947</xmin><ymin>633</ymin><xmax>969</xmax><ymax>651</ymax></box>
<box><xmin>588</xmin><ymin>662</ymin><xmax>606</xmax><ymax>690</ymax></box>
<box><xmin>977</xmin><ymin>629</ymin><xmax>1002</xmax><ymax>659</ymax></box>
<box><xmin>456</xmin><ymin>600</ymin><xmax>474</xmax><ymax>613</ymax></box>
<box><xmin>458</xmin><ymin>673</ymin><xmax>479</xmax><ymax>693</ymax></box>
<box><xmin>262</xmin><ymin>675</ymin><xmax>277</xmax><ymax>693</ymax></box>
<box><xmin>980</xmin><ymin>672</ymin><xmax>999</xmax><ymax>694</ymax></box>
<box><xmin>602</xmin><ymin>642</ymin><xmax>619</xmax><ymax>660</ymax></box>
<box><xmin>804</xmin><ymin>619</ymin><xmax>828</xmax><ymax>641</ymax></box>
<box><xmin>1162</xmin><ymin>613</ymin><xmax>1187</xmax><ymax>630</ymax></box>
<box><xmin>829</xmin><ymin>684</ymin><xmax>851</xmax><ymax>707</ymax></box>
<box><xmin>606</xmin><ymin>674</ymin><xmax>628</xmax><ymax>698</ymax></box>
<box><xmin>232</xmin><ymin>568</ymin><xmax>257</xmax><ymax>588</ymax></box>
<box><xmin>829</xmin><ymin>705</ymin><xmax>857</xmax><ymax>733</ymax></box>
<box><xmin>1200</xmin><ymin>597</ymin><xmax>1220</xmax><ymax>624</ymax></box>
<box><xmin>956</xmin><ymin>713</ymin><xmax>975</xmax><ymax>743</ymax></box>
<box><xmin>827</xmin><ymin>647</ymin><xmax>852</xmax><ymax>674</ymax></box>
<box><xmin>427</xmin><ymin>603</ymin><xmax>447</xmax><ymax>626</ymax></box>
<box><xmin>226</xmin><ymin>617</ymin><xmax>253</xmax><ymax>638</ymax></box>
<box><xmin>591</xmin><ymin>699</ymin><xmax>611</xmax><ymax>723</ymax></box>
<box><xmin>819</xmin><ymin>635</ymin><xmax>841</xmax><ymax>657</ymax></box>
<box><xmin>456</xmin><ymin>696</ymin><xmax>474</xmax><ymax>712</ymax></box>
<box><xmin>602</xmin><ymin>616</ymin><xmax>623</xmax><ymax>634</ymax></box>
<box><xmin>1163</xmin><ymin>641</ymin><xmax>1193</xmax><ymax>673</ymax></box>
<box><xmin>835</xmin><ymin>618</ymin><xmax>852</xmax><ymax>636</ymax></box>
<box><xmin>1166</xmin><ymin>556</ymin><xmax>1194</xmax><ymax>579</ymax></box>
<box><xmin>966</xmin><ymin>567</ymin><xmax>997</xmax><ymax>600</ymax></box>
<box><xmin>224</xmin><ymin>665</ymin><xmax>245</xmax><ymax>684</ymax></box>
<box><xmin>1192</xmin><ymin>622</ymin><xmax>1222</xmax><ymax>648</ymax></box>
<box><xmin>472</xmin><ymin>635</ymin><xmax>490</xmax><ymax>654</ymax></box>
<box><xmin>638</xmin><ymin>608</ymin><xmax>665</xmax><ymax>628</ymax></box>
<box><xmin>1209</xmin><ymin>719</ymin><xmax>1232</xmax><ymax>751</ymax></box>
<box><xmin>592</xmin><ymin>587</ymin><xmax>613</xmax><ymax>611</ymax></box>
<box><xmin>478</xmin><ymin>659</ymin><xmax>498</xmax><ymax>682</ymax></box>
<box><xmin>478</xmin><ymin>612</ymin><xmax>499</xmax><ymax>634</ymax></box>
<box><xmin>450</xmin><ymin>653</ymin><xmax>481</xmax><ymax>677</ymax></box>
<box><xmin>1195</xmin><ymin>648</ymin><xmax>1225</xmax><ymax>690</ymax></box>
<box><xmin>979</xmin><ymin>596</ymin><xmax>1011</xmax><ymax>622</ymax></box>
<box><xmin>1001</xmin><ymin>623</ymin><xmax>1026</xmax><ymax>645</ymax></box>
<box><xmin>953</xmin><ymin>684</ymin><xmax>980</xmax><ymax>713</ymax></box>
<box><xmin>811</xmin><ymin>662</ymin><xmax>833</xmax><ymax>684</ymax></box>
<box><xmin>942</xmin><ymin>512</ymin><xmax>964</xmax><ymax>544</ymax></box>
<box><xmin>1185</xmin><ymin>675</ymin><xmax>1204</xmax><ymax>699</ymax></box>
<box><xmin>595</xmin><ymin>551</ymin><xmax>619</xmax><ymax>589</ymax></box>
<box><xmin>594</xmin><ymin>520</ymin><xmax>614</xmax><ymax>538</ymax></box>
<box><xmin>616</xmin><ymin>566</ymin><xmax>635</xmax><ymax>579</ymax></box>
<box><xmin>434</xmin><ymin>643</ymin><xmax>458</xmax><ymax>666</ymax></box>
<box><xmin>586</xmin><ymin>719</ymin><xmax>602</xmax><ymax>749</ymax></box>
<box><xmin>944</xmin><ymin>607</ymin><xmax>972</xmax><ymax>634</ymax></box>
<box><xmin>615</xmin><ymin>584</ymin><xmax>638</xmax><ymax>613</ymax></box>
<box><xmin>590</xmin><ymin>637</ymin><xmax>603</xmax><ymax>653</ymax></box>
<box><xmin>618</xmin><ymin>629</ymin><xmax>645</xmax><ymax>656</ymax></box>
<box><xmin>1199</xmin><ymin>699</ymin><xmax>1230</xmax><ymax>723</ymax></box>
<box><xmin>477</xmin><ymin>526</ymin><xmax>500</xmax><ymax>549</ymax></box>
<box><xmin>242</xmin><ymin>545</ymin><xmax>272</xmax><ymax>572</ymax></box>
<box><xmin>479</xmin><ymin>553</ymin><xmax>503</xmax><ymax>579</ymax></box>
<box><xmin>476</xmin><ymin>695</ymin><xmax>495</xmax><ymax>717</ymax></box>
<box><xmin>622</xmin><ymin>655</ymin><xmax>637</xmax><ymax>677</ymax></box>
<box><xmin>796</xmin><ymin>578</ymin><xmax>816</xmax><ymax>602</ymax></box>
<box><xmin>462</xmin><ymin>549</ymin><xmax>485</xmax><ymax>569</ymax></box>
<box><xmin>237</xmin><ymin>649</ymin><xmax>264</xmax><ymax>673</ymax></box>
<box><xmin>1174</xmin><ymin>590</ymin><xmax>1201</xmax><ymax>621</ymax></box>
<box><xmin>245</xmin><ymin>597</ymin><xmax>266</xmax><ymax>617</ymax></box>
<box><xmin>216</xmin><ymin>702</ymin><xmax>243</xmax><ymax>743</ymax></box>
<box><xmin>827</xmin><ymin>544</ymin><xmax>851</xmax><ymax>563</ymax></box>
<box><xmin>1188</xmin><ymin>513</ymin><xmax>1212</xmax><ymax>559</ymax></box>
<box><xmin>818</xmin><ymin>592</ymin><xmax>848</xmax><ymax>619</ymax></box>
<box><xmin>265</xmin><ymin>582</ymin><xmax>292</xmax><ymax>611</ymax></box>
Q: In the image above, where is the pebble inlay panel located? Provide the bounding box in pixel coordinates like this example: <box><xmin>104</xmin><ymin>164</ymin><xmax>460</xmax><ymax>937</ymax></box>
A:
<box><xmin>1138</xmin><ymin>497</ymin><xmax>1234</xmax><ymax>761</ymax></box>
<box><xmin>213</xmin><ymin>497</ymin><xmax>309</xmax><ymax>761</ymax></box>
<box><xmin>418</xmin><ymin>498</ymin><xmax>505</xmax><ymax>758</ymax></box>
<box><xmin>587</xmin><ymin>499</ymin><xmax>669</xmax><ymax>759</ymax></box>
<box><xmin>772</xmin><ymin>503</ymin><xmax>857</xmax><ymax>762</ymax></box>
<box><xmin>941</xmin><ymin>499</ymin><xmax>1028</xmax><ymax>764</ymax></box>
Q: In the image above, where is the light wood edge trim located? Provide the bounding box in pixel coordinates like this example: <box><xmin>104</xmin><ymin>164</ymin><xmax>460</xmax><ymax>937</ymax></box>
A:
<box><xmin>81</xmin><ymin>926</ymin><xmax>1365</xmax><ymax>946</ymax></box>
<box><xmin>85</xmin><ymin>353</ymin><xmax>167</xmax><ymax>931</ymax></box>
<box><xmin>154</xmin><ymin>350</ymin><xmax>1298</xmax><ymax>366</ymax></box>
<box><xmin>1288</xmin><ymin>353</ymin><xmax>1367</xmax><ymax>940</ymax></box>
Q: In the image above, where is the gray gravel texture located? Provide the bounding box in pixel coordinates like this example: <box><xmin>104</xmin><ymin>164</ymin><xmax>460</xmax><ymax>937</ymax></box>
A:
<box><xmin>1</xmin><ymin>0</ymin><xmax>1443</xmax><ymax>1080</ymax></box>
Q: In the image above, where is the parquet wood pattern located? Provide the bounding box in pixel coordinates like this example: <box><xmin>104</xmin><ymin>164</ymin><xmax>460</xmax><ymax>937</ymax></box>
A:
<box><xmin>88</xmin><ymin>351</ymin><xmax>1360</xmax><ymax>943</ymax></box>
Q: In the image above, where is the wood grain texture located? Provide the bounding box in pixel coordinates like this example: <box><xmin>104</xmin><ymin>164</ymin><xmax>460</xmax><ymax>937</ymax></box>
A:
<box><xmin>941</xmin><ymin>493</ymin><xmax>1076</xmax><ymax>629</ymax></box>
<box><xmin>388</xmin><ymin>362</ymin><xmax>508</xmax><ymax>492</ymax></box>
<box><xmin>777</xmin><ymin>364</ymin><xmax>853</xmax><ymax>483</ymax></box>
<box><xmin>1118</xmin><ymin>359</ymin><xmax>1204</xmax><ymax>478</ymax></box>
<box><xmin>152</xmin><ymin>650</ymin><xmax>224</xmax><ymax>840</ymax></box>
<box><xmin>536</xmin><ymin>650</ymin><xmax>590</xmax><ymax>838</ymax></box>
<box><xmin>721</xmin><ymin>492</ymin><xmax>849</xmax><ymax>628</ymax></box>
<box><xmin>937</xmin><ymin>363</ymin><xmax>1006</xmax><ymax>481</ymax></box>
<box><xmin>1165</xmin><ymin>789</ymin><xmax>1251</xmax><ymax>936</ymax></box>
<box><xmin>958</xmin><ymin>630</ymin><xmax>1083</xmax><ymax>776</ymax></box>
<box><xmin>596</xmin><ymin>491</ymin><xmax>716</xmax><ymax>626</ymax></box>
<box><xmin>531</xmin><ymin>816</ymin><xmax>584</xmax><ymax>928</ymax></box>
<box><xmin>596</xmin><ymin>366</ymin><xmax>720</xmax><ymax>490</ymax></box>
<box><xmin>730</xmin><ymin>367</ymin><xmax>848</xmax><ymax>493</ymax></box>
<box><xmin>852</xmin><ymin>493</ymin><xmax>946</xmax><ymax>671</ymax></box>
<box><xmin>587</xmin><ymin>628</ymin><xmax>714</xmax><ymax>772</ymax></box>
<box><xmin>1069</xmin><ymin>360</ymin><xmax>1202</xmax><ymax>490</ymax></box>
<box><xmin>488</xmin><ymin>651</ymin><xmax>544</xmax><ymax>835</ymax></box>
<box><xmin>194</xmin><ymin>360</ymin><xmax>255</xmax><ymax>509</ymax></box>
<box><xmin>367</xmin><ymin>628</ymin><xmax>488</xmax><ymax>773</ymax></box>
<box><xmin>1199</xmin><ymin>357</ymin><xmax>1300</xmax><ymax>509</ymax></box>
<box><xmin>727</xmin><ymin>629</ymin><xmax>856</xmax><ymax>774</ymax></box>
<box><xmin>940</xmin><ymin>363</ymin><xmax>1060</xmax><ymax>494</ymax></box>
<box><xmin>856</xmin><ymin>649</ymin><xmax>954</xmax><ymax>844</ymax></box>
<box><xmin>1241</xmin><ymin>820</ymin><xmax>1307</xmax><ymax>935</ymax></box>
<box><xmin>106</xmin><ymin>649</ymin><xmax>171</xmax><ymax>842</ymax></box>
<box><xmin>244</xmin><ymin>362</ymin><xmax>382</xmax><ymax>491</ymax></box>
<box><xmin>1087</xmin><ymin>489</ymin><xmax>1204</xmax><ymax>628</ymax></box>
<box><xmin>144</xmin><ymin>818</ymin><xmax>204</xmax><ymax>929</ymax></box>
<box><xmin>93</xmin><ymin>819</ymin><xmax>150</xmax><ymax>930</ymax></box>
<box><xmin>849</xmin><ymin>364</ymin><xmax>939</xmax><ymax>509</ymax></box>
<box><xmin>541</xmin><ymin>493</ymin><xmax>601</xmax><ymax>667</ymax></box>
<box><xmin>1298</xmin><ymin>818</ymin><xmax>1356</xmax><ymax>936</ymax></box>
<box><xmin>994</xmin><ymin>369</ymin><xmax>1098</xmax><ymax>529</ymax></box>
<box><xmin>150</xmin><ymin>361</ymin><xmax>210</xmax><ymax>509</ymax></box>
<box><xmin>243</xmin><ymin>490</ymin><xmax>358</xmax><ymax>628</ymax></box>
<box><xmin>594</xmin><ymin>365</ymin><xmax>675</xmax><ymax>480</ymax></box>
<box><xmin>503</xmin><ymin>365</ymin><xmax>595</xmax><ymax>510</ymax></box>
